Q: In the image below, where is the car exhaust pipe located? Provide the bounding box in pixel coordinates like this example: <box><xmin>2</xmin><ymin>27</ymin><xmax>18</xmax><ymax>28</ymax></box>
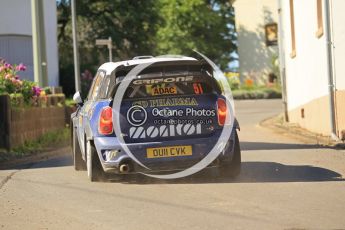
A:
<box><xmin>119</xmin><ymin>163</ymin><xmax>130</xmax><ymax>173</ymax></box>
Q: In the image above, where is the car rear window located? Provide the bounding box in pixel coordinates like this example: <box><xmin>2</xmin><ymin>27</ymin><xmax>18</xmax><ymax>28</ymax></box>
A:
<box><xmin>124</xmin><ymin>76</ymin><xmax>214</xmax><ymax>99</ymax></box>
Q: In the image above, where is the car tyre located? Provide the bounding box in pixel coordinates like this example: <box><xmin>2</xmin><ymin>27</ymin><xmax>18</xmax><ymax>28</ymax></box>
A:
<box><xmin>219</xmin><ymin>132</ymin><xmax>241</xmax><ymax>178</ymax></box>
<box><xmin>72</xmin><ymin>128</ymin><xmax>86</xmax><ymax>171</ymax></box>
<box><xmin>86</xmin><ymin>140</ymin><xmax>105</xmax><ymax>182</ymax></box>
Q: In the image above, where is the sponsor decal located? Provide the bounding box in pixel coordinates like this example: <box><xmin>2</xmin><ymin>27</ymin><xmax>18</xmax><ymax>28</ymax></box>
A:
<box><xmin>132</xmin><ymin>76</ymin><xmax>193</xmax><ymax>85</ymax></box>
<box><xmin>129</xmin><ymin>123</ymin><xmax>202</xmax><ymax>139</ymax></box>
<box><xmin>151</xmin><ymin>86</ymin><xmax>177</xmax><ymax>96</ymax></box>
<box><xmin>132</xmin><ymin>97</ymin><xmax>198</xmax><ymax>108</ymax></box>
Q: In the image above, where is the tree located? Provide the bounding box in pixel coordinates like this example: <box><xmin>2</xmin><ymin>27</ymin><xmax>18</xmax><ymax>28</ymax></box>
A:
<box><xmin>56</xmin><ymin>0</ymin><xmax>237</xmax><ymax>96</ymax></box>
<box><xmin>155</xmin><ymin>0</ymin><xmax>237</xmax><ymax>69</ymax></box>
<box><xmin>57</xmin><ymin>0</ymin><xmax>161</xmax><ymax>96</ymax></box>
<box><xmin>57</xmin><ymin>0</ymin><xmax>160</xmax><ymax>63</ymax></box>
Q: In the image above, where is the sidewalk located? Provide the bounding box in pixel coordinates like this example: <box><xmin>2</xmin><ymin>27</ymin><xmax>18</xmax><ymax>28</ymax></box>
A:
<box><xmin>260</xmin><ymin>114</ymin><xmax>345</xmax><ymax>149</ymax></box>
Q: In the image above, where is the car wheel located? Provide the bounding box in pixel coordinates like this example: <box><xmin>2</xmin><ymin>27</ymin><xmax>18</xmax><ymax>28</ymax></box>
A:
<box><xmin>86</xmin><ymin>140</ymin><xmax>105</xmax><ymax>182</ymax></box>
<box><xmin>72</xmin><ymin>128</ymin><xmax>86</xmax><ymax>171</ymax></box>
<box><xmin>219</xmin><ymin>132</ymin><xmax>241</xmax><ymax>178</ymax></box>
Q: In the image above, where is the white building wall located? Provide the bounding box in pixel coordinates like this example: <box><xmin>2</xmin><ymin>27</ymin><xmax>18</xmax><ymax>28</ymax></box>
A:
<box><xmin>44</xmin><ymin>0</ymin><xmax>59</xmax><ymax>87</ymax></box>
<box><xmin>0</xmin><ymin>0</ymin><xmax>32</xmax><ymax>35</ymax></box>
<box><xmin>0</xmin><ymin>0</ymin><xmax>59</xmax><ymax>86</ymax></box>
<box><xmin>280</xmin><ymin>0</ymin><xmax>345</xmax><ymax>136</ymax></box>
<box><xmin>281</xmin><ymin>0</ymin><xmax>329</xmax><ymax>111</ymax></box>
<box><xmin>234</xmin><ymin>0</ymin><xmax>279</xmax><ymax>83</ymax></box>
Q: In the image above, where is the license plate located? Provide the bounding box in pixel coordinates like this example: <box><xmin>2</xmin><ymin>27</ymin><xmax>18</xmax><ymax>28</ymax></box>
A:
<box><xmin>147</xmin><ymin>145</ymin><xmax>192</xmax><ymax>158</ymax></box>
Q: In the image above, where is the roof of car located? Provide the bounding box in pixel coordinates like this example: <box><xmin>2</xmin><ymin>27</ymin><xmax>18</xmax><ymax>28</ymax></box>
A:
<box><xmin>98</xmin><ymin>56</ymin><xmax>197</xmax><ymax>75</ymax></box>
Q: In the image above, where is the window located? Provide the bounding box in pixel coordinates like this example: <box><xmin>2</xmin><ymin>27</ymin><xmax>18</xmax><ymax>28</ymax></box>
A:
<box><xmin>289</xmin><ymin>0</ymin><xmax>296</xmax><ymax>58</ymax></box>
<box><xmin>88</xmin><ymin>71</ymin><xmax>105</xmax><ymax>101</ymax></box>
<box><xmin>316</xmin><ymin>0</ymin><xmax>324</xmax><ymax>38</ymax></box>
<box><xmin>265</xmin><ymin>23</ymin><xmax>278</xmax><ymax>46</ymax></box>
<box><xmin>125</xmin><ymin>81</ymin><xmax>213</xmax><ymax>99</ymax></box>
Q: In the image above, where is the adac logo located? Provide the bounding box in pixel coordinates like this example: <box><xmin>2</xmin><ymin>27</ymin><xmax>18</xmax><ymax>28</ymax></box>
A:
<box><xmin>126</xmin><ymin>105</ymin><xmax>147</xmax><ymax>127</ymax></box>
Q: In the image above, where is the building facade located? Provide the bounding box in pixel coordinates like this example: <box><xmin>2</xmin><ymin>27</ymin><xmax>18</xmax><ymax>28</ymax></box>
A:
<box><xmin>278</xmin><ymin>0</ymin><xmax>345</xmax><ymax>139</ymax></box>
<box><xmin>0</xmin><ymin>0</ymin><xmax>59</xmax><ymax>86</ymax></box>
<box><xmin>233</xmin><ymin>0</ymin><xmax>279</xmax><ymax>84</ymax></box>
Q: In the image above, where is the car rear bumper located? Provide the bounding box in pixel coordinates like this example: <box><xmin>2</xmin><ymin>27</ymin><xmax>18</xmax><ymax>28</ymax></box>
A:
<box><xmin>93</xmin><ymin>129</ymin><xmax>236</xmax><ymax>174</ymax></box>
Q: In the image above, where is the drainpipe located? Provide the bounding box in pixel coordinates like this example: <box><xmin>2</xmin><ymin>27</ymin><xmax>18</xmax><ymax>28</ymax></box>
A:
<box><xmin>324</xmin><ymin>0</ymin><xmax>339</xmax><ymax>140</ymax></box>
<box><xmin>277</xmin><ymin>0</ymin><xmax>289</xmax><ymax>122</ymax></box>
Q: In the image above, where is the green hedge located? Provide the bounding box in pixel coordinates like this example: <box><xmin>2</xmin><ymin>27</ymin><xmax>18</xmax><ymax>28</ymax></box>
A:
<box><xmin>232</xmin><ymin>88</ymin><xmax>282</xmax><ymax>100</ymax></box>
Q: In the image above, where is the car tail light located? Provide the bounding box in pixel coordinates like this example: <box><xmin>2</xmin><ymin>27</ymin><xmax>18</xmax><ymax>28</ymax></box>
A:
<box><xmin>217</xmin><ymin>98</ymin><xmax>227</xmax><ymax>126</ymax></box>
<box><xmin>99</xmin><ymin>106</ymin><xmax>113</xmax><ymax>135</ymax></box>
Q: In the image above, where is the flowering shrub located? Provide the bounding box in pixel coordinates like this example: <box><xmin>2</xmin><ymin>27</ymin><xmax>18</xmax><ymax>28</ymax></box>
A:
<box><xmin>0</xmin><ymin>59</ymin><xmax>42</xmax><ymax>105</ymax></box>
<box><xmin>243</xmin><ymin>78</ymin><xmax>254</xmax><ymax>90</ymax></box>
<box><xmin>225</xmin><ymin>72</ymin><xmax>240</xmax><ymax>90</ymax></box>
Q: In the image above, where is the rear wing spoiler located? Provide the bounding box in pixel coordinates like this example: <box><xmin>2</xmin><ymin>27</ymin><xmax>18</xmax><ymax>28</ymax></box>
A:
<box><xmin>108</xmin><ymin>60</ymin><xmax>221</xmax><ymax>98</ymax></box>
<box><xmin>114</xmin><ymin>60</ymin><xmax>213</xmax><ymax>79</ymax></box>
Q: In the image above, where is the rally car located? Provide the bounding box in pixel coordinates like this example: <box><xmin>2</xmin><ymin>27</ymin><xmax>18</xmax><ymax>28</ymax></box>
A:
<box><xmin>71</xmin><ymin>55</ymin><xmax>241</xmax><ymax>181</ymax></box>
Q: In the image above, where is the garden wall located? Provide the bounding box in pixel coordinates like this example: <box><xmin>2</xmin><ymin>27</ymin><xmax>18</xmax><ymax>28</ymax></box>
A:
<box><xmin>0</xmin><ymin>94</ymin><xmax>67</xmax><ymax>150</ymax></box>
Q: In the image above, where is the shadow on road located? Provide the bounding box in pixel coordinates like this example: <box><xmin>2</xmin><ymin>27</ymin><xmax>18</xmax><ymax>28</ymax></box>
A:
<box><xmin>241</xmin><ymin>141</ymin><xmax>322</xmax><ymax>151</ymax></box>
<box><xmin>1</xmin><ymin>155</ymin><xmax>72</xmax><ymax>170</ymax></box>
<box><xmin>2</xmin><ymin>141</ymin><xmax>324</xmax><ymax>171</ymax></box>
<box><xmin>237</xmin><ymin>161</ymin><xmax>343</xmax><ymax>183</ymax></box>
<box><xmin>2</xmin><ymin>146</ymin><xmax>343</xmax><ymax>185</ymax></box>
<box><xmin>114</xmin><ymin>161</ymin><xmax>343</xmax><ymax>185</ymax></box>
<box><xmin>12</xmin><ymin>158</ymin><xmax>342</xmax><ymax>184</ymax></box>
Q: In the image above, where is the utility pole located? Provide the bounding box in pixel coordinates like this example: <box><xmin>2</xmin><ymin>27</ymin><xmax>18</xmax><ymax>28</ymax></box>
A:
<box><xmin>31</xmin><ymin>0</ymin><xmax>48</xmax><ymax>87</ymax></box>
<box><xmin>71</xmin><ymin>0</ymin><xmax>81</xmax><ymax>92</ymax></box>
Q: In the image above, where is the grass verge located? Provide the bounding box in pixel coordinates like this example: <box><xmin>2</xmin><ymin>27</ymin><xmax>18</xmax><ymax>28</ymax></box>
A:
<box><xmin>232</xmin><ymin>87</ymin><xmax>282</xmax><ymax>100</ymax></box>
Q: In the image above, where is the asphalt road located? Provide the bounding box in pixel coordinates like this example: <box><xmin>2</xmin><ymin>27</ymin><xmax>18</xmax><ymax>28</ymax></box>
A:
<box><xmin>1</xmin><ymin>99</ymin><xmax>345</xmax><ymax>229</ymax></box>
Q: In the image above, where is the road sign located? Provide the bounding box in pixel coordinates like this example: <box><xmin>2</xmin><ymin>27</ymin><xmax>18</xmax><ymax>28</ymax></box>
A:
<box><xmin>95</xmin><ymin>37</ymin><xmax>113</xmax><ymax>62</ymax></box>
<box><xmin>96</xmin><ymin>39</ymin><xmax>110</xmax><ymax>46</ymax></box>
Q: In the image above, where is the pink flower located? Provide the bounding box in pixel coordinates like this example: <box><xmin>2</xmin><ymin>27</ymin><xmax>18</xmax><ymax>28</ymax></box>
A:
<box><xmin>4</xmin><ymin>63</ymin><xmax>12</xmax><ymax>69</ymax></box>
<box><xmin>32</xmin><ymin>86</ymin><xmax>42</xmax><ymax>96</ymax></box>
<box><xmin>0</xmin><ymin>66</ymin><xmax>4</xmax><ymax>72</ymax></box>
<box><xmin>4</xmin><ymin>74</ymin><xmax>12</xmax><ymax>79</ymax></box>
<box><xmin>15</xmin><ymin>79</ymin><xmax>23</xmax><ymax>86</ymax></box>
<box><xmin>16</xmin><ymin>63</ymin><xmax>26</xmax><ymax>71</ymax></box>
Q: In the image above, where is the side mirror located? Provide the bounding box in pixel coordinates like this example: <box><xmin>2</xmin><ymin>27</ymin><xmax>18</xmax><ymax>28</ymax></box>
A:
<box><xmin>73</xmin><ymin>91</ymin><xmax>83</xmax><ymax>106</ymax></box>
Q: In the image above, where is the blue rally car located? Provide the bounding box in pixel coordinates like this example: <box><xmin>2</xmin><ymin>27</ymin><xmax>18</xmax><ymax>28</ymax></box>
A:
<box><xmin>71</xmin><ymin>56</ymin><xmax>241</xmax><ymax>181</ymax></box>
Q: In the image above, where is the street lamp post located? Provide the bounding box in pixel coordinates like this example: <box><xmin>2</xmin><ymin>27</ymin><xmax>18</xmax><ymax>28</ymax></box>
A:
<box><xmin>31</xmin><ymin>0</ymin><xmax>48</xmax><ymax>87</ymax></box>
<box><xmin>71</xmin><ymin>0</ymin><xmax>81</xmax><ymax>93</ymax></box>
